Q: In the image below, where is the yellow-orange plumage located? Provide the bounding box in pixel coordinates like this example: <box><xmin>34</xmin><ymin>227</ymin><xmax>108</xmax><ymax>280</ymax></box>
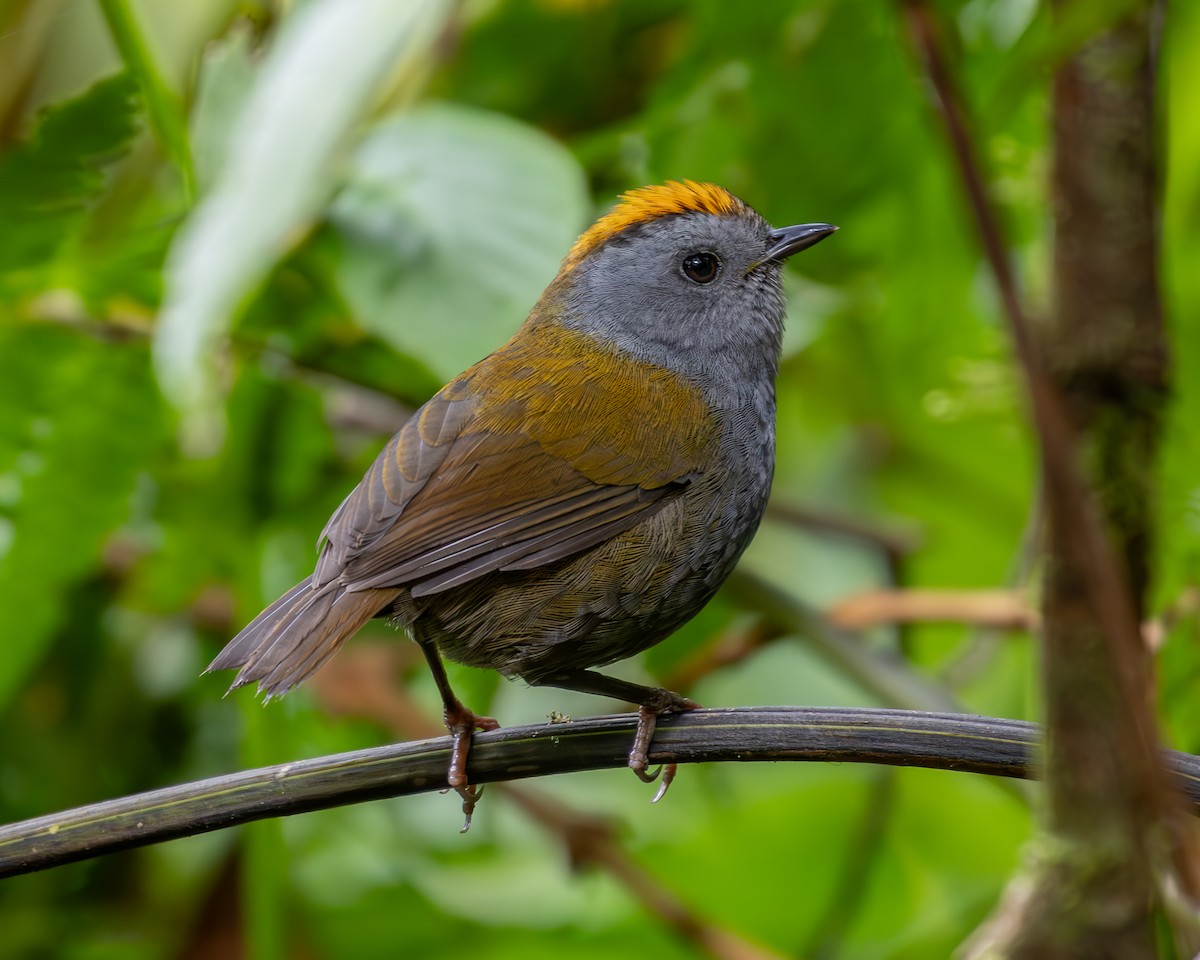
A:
<box><xmin>563</xmin><ymin>180</ymin><xmax>747</xmax><ymax>270</ymax></box>
<box><xmin>454</xmin><ymin>321</ymin><xmax>717</xmax><ymax>487</ymax></box>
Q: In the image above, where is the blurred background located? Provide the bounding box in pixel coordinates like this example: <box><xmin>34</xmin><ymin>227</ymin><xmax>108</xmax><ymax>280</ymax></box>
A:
<box><xmin>0</xmin><ymin>0</ymin><xmax>1197</xmax><ymax>957</ymax></box>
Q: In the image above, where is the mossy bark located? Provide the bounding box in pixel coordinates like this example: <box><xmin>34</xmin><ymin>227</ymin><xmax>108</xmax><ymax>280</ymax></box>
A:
<box><xmin>963</xmin><ymin>2</ymin><xmax>1196</xmax><ymax>957</ymax></box>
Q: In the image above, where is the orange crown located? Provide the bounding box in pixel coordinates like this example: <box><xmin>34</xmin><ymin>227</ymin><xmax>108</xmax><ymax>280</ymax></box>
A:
<box><xmin>563</xmin><ymin>181</ymin><xmax>747</xmax><ymax>270</ymax></box>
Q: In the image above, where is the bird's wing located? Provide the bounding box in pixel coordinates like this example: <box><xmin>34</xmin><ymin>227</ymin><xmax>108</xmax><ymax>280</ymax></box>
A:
<box><xmin>319</xmin><ymin>322</ymin><xmax>719</xmax><ymax>598</ymax></box>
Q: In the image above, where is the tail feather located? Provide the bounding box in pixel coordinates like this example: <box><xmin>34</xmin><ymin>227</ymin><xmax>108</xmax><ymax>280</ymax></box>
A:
<box><xmin>207</xmin><ymin>577</ymin><xmax>315</xmax><ymax>675</ymax></box>
<box><xmin>208</xmin><ymin>576</ymin><xmax>398</xmax><ymax>699</ymax></box>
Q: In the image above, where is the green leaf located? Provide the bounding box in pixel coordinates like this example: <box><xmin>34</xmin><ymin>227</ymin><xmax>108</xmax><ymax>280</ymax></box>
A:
<box><xmin>329</xmin><ymin>104</ymin><xmax>589</xmax><ymax>379</ymax></box>
<box><xmin>190</xmin><ymin>20</ymin><xmax>259</xmax><ymax>195</ymax></box>
<box><xmin>0</xmin><ymin>72</ymin><xmax>140</xmax><ymax>278</ymax></box>
<box><xmin>154</xmin><ymin>0</ymin><xmax>453</xmax><ymax>452</ymax></box>
<box><xmin>0</xmin><ymin>328</ymin><xmax>162</xmax><ymax>708</ymax></box>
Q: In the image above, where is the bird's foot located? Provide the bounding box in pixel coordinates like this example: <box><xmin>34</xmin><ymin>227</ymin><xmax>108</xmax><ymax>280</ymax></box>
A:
<box><xmin>443</xmin><ymin>701</ymin><xmax>500</xmax><ymax>832</ymax></box>
<box><xmin>628</xmin><ymin>692</ymin><xmax>699</xmax><ymax>802</ymax></box>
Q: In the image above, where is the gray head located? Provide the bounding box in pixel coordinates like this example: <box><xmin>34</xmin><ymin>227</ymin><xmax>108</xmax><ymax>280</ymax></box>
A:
<box><xmin>537</xmin><ymin>181</ymin><xmax>836</xmax><ymax>385</ymax></box>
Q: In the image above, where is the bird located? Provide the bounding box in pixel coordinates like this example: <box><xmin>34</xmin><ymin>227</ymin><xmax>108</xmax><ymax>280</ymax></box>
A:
<box><xmin>208</xmin><ymin>180</ymin><xmax>836</xmax><ymax>827</ymax></box>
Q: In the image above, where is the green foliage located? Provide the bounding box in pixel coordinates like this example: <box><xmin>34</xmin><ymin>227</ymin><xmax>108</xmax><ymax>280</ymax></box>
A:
<box><xmin>330</xmin><ymin>103</ymin><xmax>590</xmax><ymax>379</ymax></box>
<box><xmin>0</xmin><ymin>326</ymin><xmax>163</xmax><ymax>708</ymax></box>
<box><xmin>0</xmin><ymin>72</ymin><xmax>139</xmax><ymax>279</ymax></box>
<box><xmin>155</xmin><ymin>0</ymin><xmax>454</xmax><ymax>448</ymax></box>
<box><xmin>0</xmin><ymin>0</ymin><xmax>1197</xmax><ymax>957</ymax></box>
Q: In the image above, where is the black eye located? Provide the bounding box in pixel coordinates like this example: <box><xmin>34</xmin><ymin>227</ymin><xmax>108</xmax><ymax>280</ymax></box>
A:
<box><xmin>681</xmin><ymin>252</ymin><xmax>720</xmax><ymax>284</ymax></box>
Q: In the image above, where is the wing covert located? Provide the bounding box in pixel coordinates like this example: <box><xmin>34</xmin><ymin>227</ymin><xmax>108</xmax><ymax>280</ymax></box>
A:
<box><xmin>315</xmin><ymin>320</ymin><xmax>718</xmax><ymax>598</ymax></box>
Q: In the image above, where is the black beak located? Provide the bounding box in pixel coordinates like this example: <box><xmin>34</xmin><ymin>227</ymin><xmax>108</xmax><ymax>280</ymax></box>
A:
<box><xmin>765</xmin><ymin>222</ymin><xmax>838</xmax><ymax>262</ymax></box>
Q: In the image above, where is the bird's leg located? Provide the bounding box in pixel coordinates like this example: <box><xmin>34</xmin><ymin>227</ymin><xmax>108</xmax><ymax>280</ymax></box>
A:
<box><xmin>531</xmin><ymin>669</ymin><xmax>698</xmax><ymax>801</ymax></box>
<box><xmin>416</xmin><ymin>636</ymin><xmax>499</xmax><ymax>831</ymax></box>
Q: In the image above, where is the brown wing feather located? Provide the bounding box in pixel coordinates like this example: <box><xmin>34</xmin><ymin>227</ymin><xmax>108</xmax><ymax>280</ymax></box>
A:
<box><xmin>210</xmin><ymin>319</ymin><xmax>719</xmax><ymax>697</ymax></box>
<box><xmin>318</xmin><ymin>321</ymin><xmax>717</xmax><ymax>598</ymax></box>
<box><xmin>314</xmin><ymin>390</ymin><xmax>476</xmax><ymax>584</ymax></box>
<box><xmin>340</xmin><ymin>432</ymin><xmax>680</xmax><ymax>595</ymax></box>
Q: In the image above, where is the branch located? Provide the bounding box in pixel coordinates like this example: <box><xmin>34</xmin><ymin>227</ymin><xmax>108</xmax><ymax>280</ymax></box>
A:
<box><xmin>727</xmin><ymin>571</ymin><xmax>963</xmax><ymax>712</ymax></box>
<box><xmin>310</xmin><ymin>648</ymin><xmax>786</xmax><ymax>960</ymax></box>
<box><xmin>827</xmin><ymin>588</ymin><xmax>1038</xmax><ymax>631</ymax></box>
<box><xmin>900</xmin><ymin>0</ymin><xmax>1198</xmax><ymax>952</ymax></box>
<box><xmin>4</xmin><ymin>706</ymin><xmax>1200</xmax><ymax>880</ymax></box>
<box><xmin>663</xmin><ymin>619</ymin><xmax>784</xmax><ymax>692</ymax></box>
<box><xmin>765</xmin><ymin>502</ymin><xmax>918</xmax><ymax>587</ymax></box>
<box><xmin>899</xmin><ymin>1</ymin><xmax>1147</xmax><ymax>673</ymax></box>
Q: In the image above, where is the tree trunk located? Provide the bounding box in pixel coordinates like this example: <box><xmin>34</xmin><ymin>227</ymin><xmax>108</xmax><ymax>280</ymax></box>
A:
<box><xmin>963</xmin><ymin>2</ymin><xmax>1197</xmax><ymax>956</ymax></box>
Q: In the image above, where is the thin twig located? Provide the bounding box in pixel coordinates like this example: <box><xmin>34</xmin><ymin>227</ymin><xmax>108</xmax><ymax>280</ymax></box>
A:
<box><xmin>0</xmin><ymin>705</ymin><xmax>1146</xmax><ymax>880</ymax></box>
<box><xmin>727</xmin><ymin>570</ymin><xmax>962</xmax><ymax>712</ymax></box>
<box><xmin>828</xmin><ymin>588</ymin><xmax>1038</xmax><ymax>631</ymax></box>
<box><xmin>97</xmin><ymin>0</ymin><xmax>194</xmax><ymax>200</ymax></box>
<box><xmin>902</xmin><ymin>0</ymin><xmax>1198</xmax><ymax>949</ymax></box>
<box><xmin>766</xmin><ymin>503</ymin><xmax>918</xmax><ymax>586</ymax></box>
<box><xmin>900</xmin><ymin>0</ymin><xmax>1151</xmax><ymax>731</ymax></box>
<box><xmin>663</xmin><ymin>619</ymin><xmax>784</xmax><ymax>692</ymax></box>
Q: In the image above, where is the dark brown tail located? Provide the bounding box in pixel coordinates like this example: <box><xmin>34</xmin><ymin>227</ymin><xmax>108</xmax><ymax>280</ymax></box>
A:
<box><xmin>207</xmin><ymin>577</ymin><xmax>399</xmax><ymax>699</ymax></box>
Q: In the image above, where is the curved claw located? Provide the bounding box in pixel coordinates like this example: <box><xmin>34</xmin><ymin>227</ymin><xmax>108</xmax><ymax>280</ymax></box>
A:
<box><xmin>457</xmin><ymin>783</ymin><xmax>484</xmax><ymax>833</ymax></box>
<box><xmin>441</xmin><ymin>700</ymin><xmax>499</xmax><ymax>827</ymax></box>
<box><xmin>628</xmin><ymin>699</ymin><xmax>695</xmax><ymax>800</ymax></box>
<box><xmin>652</xmin><ymin>764</ymin><xmax>677</xmax><ymax>803</ymax></box>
